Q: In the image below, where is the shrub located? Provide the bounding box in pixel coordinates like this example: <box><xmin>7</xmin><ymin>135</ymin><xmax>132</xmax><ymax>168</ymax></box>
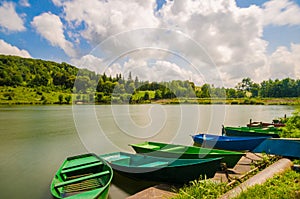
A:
<box><xmin>279</xmin><ymin>109</ymin><xmax>300</xmax><ymax>138</ymax></box>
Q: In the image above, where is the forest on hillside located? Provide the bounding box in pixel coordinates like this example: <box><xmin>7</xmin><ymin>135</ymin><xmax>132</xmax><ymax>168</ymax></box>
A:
<box><xmin>0</xmin><ymin>55</ymin><xmax>299</xmax><ymax>104</ymax></box>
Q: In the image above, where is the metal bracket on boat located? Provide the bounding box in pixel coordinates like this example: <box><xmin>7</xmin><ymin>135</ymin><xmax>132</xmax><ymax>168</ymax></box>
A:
<box><xmin>221</xmin><ymin>125</ymin><xmax>226</xmax><ymax>136</ymax></box>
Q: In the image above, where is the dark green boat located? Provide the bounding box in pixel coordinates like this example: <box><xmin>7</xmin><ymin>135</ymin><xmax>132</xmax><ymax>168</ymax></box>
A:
<box><xmin>50</xmin><ymin>153</ymin><xmax>113</xmax><ymax>199</ymax></box>
<box><xmin>223</xmin><ymin>126</ymin><xmax>281</xmax><ymax>138</ymax></box>
<box><xmin>129</xmin><ymin>141</ymin><xmax>244</xmax><ymax>168</ymax></box>
<box><xmin>100</xmin><ymin>152</ymin><xmax>222</xmax><ymax>184</ymax></box>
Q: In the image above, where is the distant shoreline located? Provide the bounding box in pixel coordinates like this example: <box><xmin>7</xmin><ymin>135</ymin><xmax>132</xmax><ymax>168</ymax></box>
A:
<box><xmin>0</xmin><ymin>97</ymin><xmax>299</xmax><ymax>105</ymax></box>
<box><xmin>1</xmin><ymin>85</ymin><xmax>299</xmax><ymax>106</ymax></box>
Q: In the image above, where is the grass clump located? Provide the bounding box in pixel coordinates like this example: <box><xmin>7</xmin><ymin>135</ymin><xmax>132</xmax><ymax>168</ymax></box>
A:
<box><xmin>293</xmin><ymin>159</ymin><xmax>300</xmax><ymax>165</ymax></box>
<box><xmin>235</xmin><ymin>170</ymin><xmax>300</xmax><ymax>199</ymax></box>
<box><xmin>251</xmin><ymin>155</ymin><xmax>280</xmax><ymax>170</ymax></box>
<box><xmin>172</xmin><ymin>179</ymin><xmax>229</xmax><ymax>199</ymax></box>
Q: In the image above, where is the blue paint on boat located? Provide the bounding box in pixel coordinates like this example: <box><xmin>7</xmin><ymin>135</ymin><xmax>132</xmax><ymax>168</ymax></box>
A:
<box><xmin>253</xmin><ymin>138</ymin><xmax>300</xmax><ymax>158</ymax></box>
<box><xmin>192</xmin><ymin>134</ymin><xmax>270</xmax><ymax>151</ymax></box>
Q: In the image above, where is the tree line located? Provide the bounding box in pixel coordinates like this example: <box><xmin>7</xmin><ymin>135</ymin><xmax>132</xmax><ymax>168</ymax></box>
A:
<box><xmin>0</xmin><ymin>55</ymin><xmax>299</xmax><ymax>104</ymax></box>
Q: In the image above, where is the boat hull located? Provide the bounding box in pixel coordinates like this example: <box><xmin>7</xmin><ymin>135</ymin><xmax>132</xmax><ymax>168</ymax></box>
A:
<box><xmin>100</xmin><ymin>152</ymin><xmax>222</xmax><ymax>184</ymax></box>
<box><xmin>130</xmin><ymin>142</ymin><xmax>244</xmax><ymax>168</ymax></box>
<box><xmin>192</xmin><ymin>134</ymin><xmax>269</xmax><ymax>151</ymax></box>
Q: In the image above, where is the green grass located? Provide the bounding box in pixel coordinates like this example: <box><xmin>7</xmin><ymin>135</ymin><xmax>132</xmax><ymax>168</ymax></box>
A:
<box><xmin>235</xmin><ymin>170</ymin><xmax>300</xmax><ymax>199</ymax></box>
<box><xmin>172</xmin><ymin>155</ymin><xmax>290</xmax><ymax>199</ymax></box>
<box><xmin>172</xmin><ymin>179</ymin><xmax>229</xmax><ymax>199</ymax></box>
<box><xmin>131</xmin><ymin>91</ymin><xmax>155</xmax><ymax>100</ymax></box>
<box><xmin>0</xmin><ymin>86</ymin><xmax>72</xmax><ymax>104</ymax></box>
<box><xmin>173</xmin><ymin>167</ymin><xmax>300</xmax><ymax>199</ymax></box>
<box><xmin>293</xmin><ymin>159</ymin><xmax>300</xmax><ymax>165</ymax></box>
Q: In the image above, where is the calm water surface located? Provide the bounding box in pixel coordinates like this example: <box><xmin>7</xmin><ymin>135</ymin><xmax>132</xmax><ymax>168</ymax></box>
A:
<box><xmin>0</xmin><ymin>105</ymin><xmax>296</xmax><ymax>199</ymax></box>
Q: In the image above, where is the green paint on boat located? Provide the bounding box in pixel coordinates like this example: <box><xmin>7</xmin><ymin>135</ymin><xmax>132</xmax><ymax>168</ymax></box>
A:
<box><xmin>100</xmin><ymin>152</ymin><xmax>222</xmax><ymax>184</ymax></box>
<box><xmin>50</xmin><ymin>153</ymin><xmax>113</xmax><ymax>199</ymax></box>
<box><xmin>223</xmin><ymin>126</ymin><xmax>281</xmax><ymax>138</ymax></box>
<box><xmin>129</xmin><ymin>142</ymin><xmax>244</xmax><ymax>168</ymax></box>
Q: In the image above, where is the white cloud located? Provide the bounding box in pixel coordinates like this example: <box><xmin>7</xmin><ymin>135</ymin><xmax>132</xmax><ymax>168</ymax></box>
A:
<box><xmin>71</xmin><ymin>54</ymin><xmax>105</xmax><ymax>73</ymax></box>
<box><xmin>58</xmin><ymin>0</ymin><xmax>299</xmax><ymax>87</ymax></box>
<box><xmin>263</xmin><ymin>0</ymin><xmax>300</xmax><ymax>26</ymax></box>
<box><xmin>0</xmin><ymin>1</ymin><xmax>25</xmax><ymax>32</ymax></box>
<box><xmin>158</xmin><ymin>0</ymin><xmax>269</xmax><ymax>86</ymax></box>
<box><xmin>71</xmin><ymin>54</ymin><xmax>124</xmax><ymax>81</ymax></box>
<box><xmin>61</xmin><ymin>0</ymin><xmax>159</xmax><ymax>44</ymax></box>
<box><xmin>105</xmin><ymin>57</ymin><xmax>205</xmax><ymax>85</ymax></box>
<box><xmin>19</xmin><ymin>0</ymin><xmax>30</xmax><ymax>7</ymax></box>
<box><xmin>31</xmin><ymin>12</ymin><xmax>77</xmax><ymax>57</ymax></box>
<box><xmin>269</xmin><ymin>44</ymin><xmax>300</xmax><ymax>79</ymax></box>
<box><xmin>0</xmin><ymin>39</ymin><xmax>31</xmax><ymax>58</ymax></box>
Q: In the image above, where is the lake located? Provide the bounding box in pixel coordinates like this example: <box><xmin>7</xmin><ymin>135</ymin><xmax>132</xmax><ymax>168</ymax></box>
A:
<box><xmin>0</xmin><ymin>104</ymin><xmax>296</xmax><ymax>198</ymax></box>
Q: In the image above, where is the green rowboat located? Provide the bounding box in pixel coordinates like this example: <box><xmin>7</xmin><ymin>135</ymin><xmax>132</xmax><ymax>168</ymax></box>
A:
<box><xmin>100</xmin><ymin>152</ymin><xmax>222</xmax><ymax>184</ymax></box>
<box><xmin>50</xmin><ymin>153</ymin><xmax>113</xmax><ymax>199</ymax></box>
<box><xmin>129</xmin><ymin>141</ymin><xmax>244</xmax><ymax>168</ymax></box>
<box><xmin>223</xmin><ymin>126</ymin><xmax>281</xmax><ymax>138</ymax></box>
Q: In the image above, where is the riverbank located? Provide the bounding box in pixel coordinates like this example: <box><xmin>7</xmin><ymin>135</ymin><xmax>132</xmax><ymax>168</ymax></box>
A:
<box><xmin>235</xmin><ymin>168</ymin><xmax>300</xmax><ymax>199</ymax></box>
<box><xmin>153</xmin><ymin>98</ymin><xmax>300</xmax><ymax>105</ymax></box>
<box><xmin>1</xmin><ymin>86</ymin><xmax>299</xmax><ymax>105</ymax></box>
<box><xmin>127</xmin><ymin>154</ymin><xmax>299</xmax><ymax>199</ymax></box>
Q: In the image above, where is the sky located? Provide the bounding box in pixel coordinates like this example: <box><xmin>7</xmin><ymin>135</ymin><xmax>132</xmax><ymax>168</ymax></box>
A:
<box><xmin>0</xmin><ymin>0</ymin><xmax>300</xmax><ymax>87</ymax></box>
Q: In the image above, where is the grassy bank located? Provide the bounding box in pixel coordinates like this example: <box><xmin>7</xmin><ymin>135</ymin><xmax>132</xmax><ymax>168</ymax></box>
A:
<box><xmin>154</xmin><ymin>98</ymin><xmax>300</xmax><ymax>105</ymax></box>
<box><xmin>173</xmin><ymin>167</ymin><xmax>300</xmax><ymax>199</ymax></box>
<box><xmin>235</xmin><ymin>170</ymin><xmax>300</xmax><ymax>199</ymax></box>
<box><xmin>172</xmin><ymin>155</ymin><xmax>281</xmax><ymax>199</ymax></box>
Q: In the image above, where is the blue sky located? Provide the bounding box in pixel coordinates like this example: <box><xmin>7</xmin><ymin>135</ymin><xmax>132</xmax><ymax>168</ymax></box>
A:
<box><xmin>235</xmin><ymin>0</ymin><xmax>300</xmax><ymax>52</ymax></box>
<box><xmin>0</xmin><ymin>0</ymin><xmax>300</xmax><ymax>86</ymax></box>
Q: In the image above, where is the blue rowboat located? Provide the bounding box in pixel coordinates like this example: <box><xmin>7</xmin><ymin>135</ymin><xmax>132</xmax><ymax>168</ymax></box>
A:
<box><xmin>192</xmin><ymin>134</ymin><xmax>270</xmax><ymax>151</ymax></box>
<box><xmin>99</xmin><ymin>152</ymin><xmax>222</xmax><ymax>184</ymax></box>
<box><xmin>253</xmin><ymin>138</ymin><xmax>300</xmax><ymax>158</ymax></box>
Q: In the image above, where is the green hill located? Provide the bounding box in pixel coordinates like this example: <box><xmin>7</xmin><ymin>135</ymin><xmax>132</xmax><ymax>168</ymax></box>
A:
<box><xmin>0</xmin><ymin>55</ymin><xmax>78</xmax><ymax>88</ymax></box>
<box><xmin>0</xmin><ymin>55</ymin><xmax>80</xmax><ymax>104</ymax></box>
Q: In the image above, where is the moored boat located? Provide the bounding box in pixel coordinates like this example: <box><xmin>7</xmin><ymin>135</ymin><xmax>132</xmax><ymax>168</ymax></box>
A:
<box><xmin>192</xmin><ymin>134</ymin><xmax>270</xmax><ymax>151</ymax></box>
<box><xmin>99</xmin><ymin>152</ymin><xmax>222</xmax><ymax>184</ymax></box>
<box><xmin>129</xmin><ymin>141</ymin><xmax>244</xmax><ymax>168</ymax></box>
<box><xmin>253</xmin><ymin>138</ymin><xmax>300</xmax><ymax>158</ymax></box>
<box><xmin>247</xmin><ymin>119</ymin><xmax>285</xmax><ymax>128</ymax></box>
<box><xmin>223</xmin><ymin>126</ymin><xmax>281</xmax><ymax>138</ymax></box>
<box><xmin>50</xmin><ymin>153</ymin><xmax>113</xmax><ymax>199</ymax></box>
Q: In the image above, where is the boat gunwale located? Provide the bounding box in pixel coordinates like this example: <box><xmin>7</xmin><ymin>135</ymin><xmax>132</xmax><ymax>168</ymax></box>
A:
<box><xmin>100</xmin><ymin>151</ymin><xmax>223</xmax><ymax>168</ymax></box>
<box><xmin>129</xmin><ymin>141</ymin><xmax>244</xmax><ymax>155</ymax></box>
